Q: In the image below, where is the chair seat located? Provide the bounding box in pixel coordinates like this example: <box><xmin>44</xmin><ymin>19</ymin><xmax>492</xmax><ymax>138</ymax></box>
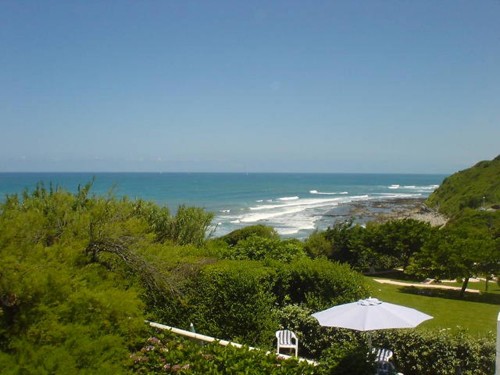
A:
<box><xmin>373</xmin><ymin>348</ymin><xmax>403</xmax><ymax>375</ymax></box>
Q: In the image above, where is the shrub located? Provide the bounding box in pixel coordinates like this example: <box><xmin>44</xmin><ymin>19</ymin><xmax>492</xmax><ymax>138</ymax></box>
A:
<box><xmin>319</xmin><ymin>341</ymin><xmax>376</xmax><ymax>375</ymax></box>
<box><xmin>130</xmin><ymin>330</ymin><xmax>318</xmax><ymax>374</ymax></box>
<box><xmin>165</xmin><ymin>205</ymin><xmax>214</xmax><ymax>247</ymax></box>
<box><xmin>228</xmin><ymin>235</ymin><xmax>306</xmax><ymax>262</ymax></box>
<box><xmin>372</xmin><ymin>329</ymin><xmax>495</xmax><ymax>375</ymax></box>
<box><xmin>184</xmin><ymin>260</ymin><xmax>278</xmax><ymax>346</ymax></box>
<box><xmin>280</xmin><ymin>258</ymin><xmax>369</xmax><ymax>309</ymax></box>
<box><xmin>221</xmin><ymin>225</ymin><xmax>279</xmax><ymax>246</ymax></box>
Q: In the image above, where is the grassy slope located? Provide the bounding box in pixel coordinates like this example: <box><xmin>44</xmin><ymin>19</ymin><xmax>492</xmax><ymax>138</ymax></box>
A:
<box><xmin>426</xmin><ymin>155</ymin><xmax>500</xmax><ymax>217</ymax></box>
<box><xmin>365</xmin><ymin>276</ymin><xmax>499</xmax><ymax>336</ymax></box>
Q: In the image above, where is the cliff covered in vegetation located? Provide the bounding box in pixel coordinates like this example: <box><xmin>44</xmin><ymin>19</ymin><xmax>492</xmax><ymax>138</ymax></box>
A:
<box><xmin>426</xmin><ymin>155</ymin><xmax>500</xmax><ymax>217</ymax></box>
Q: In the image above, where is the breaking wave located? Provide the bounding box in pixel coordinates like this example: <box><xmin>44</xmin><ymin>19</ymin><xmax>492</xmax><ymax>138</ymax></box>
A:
<box><xmin>310</xmin><ymin>190</ymin><xmax>348</xmax><ymax>195</ymax></box>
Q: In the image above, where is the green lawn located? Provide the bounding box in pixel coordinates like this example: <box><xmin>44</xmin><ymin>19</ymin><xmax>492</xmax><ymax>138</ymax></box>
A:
<box><xmin>365</xmin><ymin>276</ymin><xmax>500</xmax><ymax>336</ymax></box>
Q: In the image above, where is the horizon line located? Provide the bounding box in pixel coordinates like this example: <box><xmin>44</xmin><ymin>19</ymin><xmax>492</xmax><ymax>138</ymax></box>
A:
<box><xmin>0</xmin><ymin>170</ymin><xmax>450</xmax><ymax>175</ymax></box>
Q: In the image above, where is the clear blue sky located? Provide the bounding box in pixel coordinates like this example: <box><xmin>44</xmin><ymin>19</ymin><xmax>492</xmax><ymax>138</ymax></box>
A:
<box><xmin>1</xmin><ymin>1</ymin><xmax>498</xmax><ymax>174</ymax></box>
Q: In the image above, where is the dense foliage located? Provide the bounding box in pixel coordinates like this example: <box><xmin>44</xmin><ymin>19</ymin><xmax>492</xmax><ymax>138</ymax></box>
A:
<box><xmin>305</xmin><ymin>218</ymin><xmax>436</xmax><ymax>273</ymax></box>
<box><xmin>304</xmin><ymin>212</ymin><xmax>500</xmax><ymax>296</ymax></box>
<box><xmin>0</xmin><ymin>185</ymin><xmax>148</xmax><ymax>373</ymax></box>
<box><xmin>131</xmin><ymin>328</ymin><xmax>378</xmax><ymax>375</ymax></box>
<box><xmin>1</xmin><ymin>172</ymin><xmax>498</xmax><ymax>373</ymax></box>
<box><xmin>372</xmin><ymin>329</ymin><xmax>495</xmax><ymax>375</ymax></box>
<box><xmin>152</xmin><ymin>257</ymin><xmax>368</xmax><ymax>346</ymax></box>
<box><xmin>426</xmin><ymin>155</ymin><xmax>500</xmax><ymax>217</ymax></box>
<box><xmin>0</xmin><ymin>184</ymin><xmax>370</xmax><ymax>373</ymax></box>
<box><xmin>220</xmin><ymin>224</ymin><xmax>280</xmax><ymax>246</ymax></box>
<box><xmin>407</xmin><ymin>209</ymin><xmax>500</xmax><ymax>294</ymax></box>
<box><xmin>0</xmin><ymin>184</ymin><xmax>215</xmax><ymax>373</ymax></box>
<box><xmin>131</xmin><ymin>330</ymin><xmax>319</xmax><ymax>375</ymax></box>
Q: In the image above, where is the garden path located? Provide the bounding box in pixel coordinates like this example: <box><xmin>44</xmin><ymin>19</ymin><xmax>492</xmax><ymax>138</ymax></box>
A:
<box><xmin>373</xmin><ymin>279</ymin><xmax>481</xmax><ymax>294</ymax></box>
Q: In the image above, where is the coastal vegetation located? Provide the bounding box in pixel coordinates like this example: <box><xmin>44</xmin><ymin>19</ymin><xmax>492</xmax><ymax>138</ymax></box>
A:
<box><xmin>1</xmin><ymin>156</ymin><xmax>499</xmax><ymax>374</ymax></box>
<box><xmin>0</xmin><ymin>183</ymin><xmax>367</xmax><ymax>373</ymax></box>
<box><xmin>426</xmin><ymin>154</ymin><xmax>500</xmax><ymax>216</ymax></box>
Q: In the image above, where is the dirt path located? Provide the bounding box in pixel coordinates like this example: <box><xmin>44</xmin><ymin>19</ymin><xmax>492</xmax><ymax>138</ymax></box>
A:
<box><xmin>373</xmin><ymin>278</ymin><xmax>481</xmax><ymax>294</ymax></box>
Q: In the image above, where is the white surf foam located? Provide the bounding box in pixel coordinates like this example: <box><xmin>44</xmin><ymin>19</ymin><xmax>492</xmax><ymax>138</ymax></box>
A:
<box><xmin>388</xmin><ymin>184</ymin><xmax>439</xmax><ymax>191</ymax></box>
<box><xmin>310</xmin><ymin>190</ymin><xmax>348</xmax><ymax>195</ymax></box>
<box><xmin>278</xmin><ymin>196</ymin><xmax>300</xmax><ymax>201</ymax></box>
<box><xmin>375</xmin><ymin>193</ymin><xmax>423</xmax><ymax>198</ymax></box>
<box><xmin>240</xmin><ymin>195</ymin><xmax>373</xmax><ymax>231</ymax></box>
<box><xmin>249</xmin><ymin>196</ymin><xmax>343</xmax><ymax>211</ymax></box>
<box><xmin>212</xmin><ymin>179</ymin><xmax>440</xmax><ymax>238</ymax></box>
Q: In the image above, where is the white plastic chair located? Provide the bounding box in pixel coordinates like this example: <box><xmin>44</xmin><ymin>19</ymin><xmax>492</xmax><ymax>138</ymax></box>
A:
<box><xmin>275</xmin><ymin>329</ymin><xmax>298</xmax><ymax>357</ymax></box>
<box><xmin>374</xmin><ymin>348</ymin><xmax>394</xmax><ymax>363</ymax></box>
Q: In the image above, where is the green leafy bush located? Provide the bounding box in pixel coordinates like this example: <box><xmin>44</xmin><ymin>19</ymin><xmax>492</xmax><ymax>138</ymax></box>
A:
<box><xmin>131</xmin><ymin>330</ymin><xmax>318</xmax><ymax>374</ymax></box>
<box><xmin>184</xmin><ymin>260</ymin><xmax>278</xmax><ymax>346</ymax></box>
<box><xmin>157</xmin><ymin>257</ymin><xmax>368</xmax><ymax>350</ymax></box>
<box><xmin>221</xmin><ymin>224</ymin><xmax>279</xmax><ymax>246</ymax></box>
<box><xmin>0</xmin><ymin>184</ymin><xmax>215</xmax><ymax>373</ymax></box>
<box><xmin>281</xmin><ymin>258</ymin><xmax>369</xmax><ymax>309</ymax></box>
<box><xmin>228</xmin><ymin>235</ymin><xmax>306</xmax><ymax>262</ymax></box>
<box><xmin>319</xmin><ymin>341</ymin><xmax>376</xmax><ymax>375</ymax></box>
<box><xmin>165</xmin><ymin>205</ymin><xmax>214</xmax><ymax>247</ymax></box>
<box><xmin>307</xmin><ymin>219</ymin><xmax>435</xmax><ymax>272</ymax></box>
<box><xmin>372</xmin><ymin>329</ymin><xmax>495</xmax><ymax>375</ymax></box>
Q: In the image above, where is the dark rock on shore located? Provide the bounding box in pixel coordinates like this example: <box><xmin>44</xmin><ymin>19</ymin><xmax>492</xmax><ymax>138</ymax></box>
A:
<box><xmin>336</xmin><ymin>198</ymin><xmax>448</xmax><ymax>227</ymax></box>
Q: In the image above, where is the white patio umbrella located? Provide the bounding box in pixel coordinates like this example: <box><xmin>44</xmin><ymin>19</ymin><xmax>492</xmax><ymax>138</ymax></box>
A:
<box><xmin>311</xmin><ymin>297</ymin><xmax>432</xmax><ymax>348</ymax></box>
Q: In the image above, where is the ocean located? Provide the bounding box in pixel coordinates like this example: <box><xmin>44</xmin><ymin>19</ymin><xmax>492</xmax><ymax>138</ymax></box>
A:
<box><xmin>0</xmin><ymin>172</ymin><xmax>446</xmax><ymax>239</ymax></box>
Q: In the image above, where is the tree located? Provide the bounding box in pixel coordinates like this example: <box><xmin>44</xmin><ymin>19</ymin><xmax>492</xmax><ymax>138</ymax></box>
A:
<box><xmin>0</xmin><ymin>186</ymin><xmax>146</xmax><ymax>373</ymax></box>
<box><xmin>408</xmin><ymin>211</ymin><xmax>499</xmax><ymax>297</ymax></box>
<box><xmin>374</xmin><ymin>219</ymin><xmax>434</xmax><ymax>270</ymax></box>
<box><xmin>0</xmin><ymin>183</ymin><xmax>219</xmax><ymax>372</ymax></box>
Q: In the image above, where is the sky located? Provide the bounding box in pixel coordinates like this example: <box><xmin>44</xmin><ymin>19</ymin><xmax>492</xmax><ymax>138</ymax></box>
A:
<box><xmin>1</xmin><ymin>1</ymin><xmax>499</xmax><ymax>174</ymax></box>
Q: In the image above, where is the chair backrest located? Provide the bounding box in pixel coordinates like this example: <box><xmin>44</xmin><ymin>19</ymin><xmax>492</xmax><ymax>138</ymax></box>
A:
<box><xmin>375</xmin><ymin>348</ymin><xmax>394</xmax><ymax>363</ymax></box>
<box><xmin>276</xmin><ymin>329</ymin><xmax>297</xmax><ymax>345</ymax></box>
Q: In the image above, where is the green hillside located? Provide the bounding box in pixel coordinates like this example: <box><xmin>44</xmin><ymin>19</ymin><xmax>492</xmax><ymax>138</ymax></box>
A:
<box><xmin>426</xmin><ymin>155</ymin><xmax>500</xmax><ymax>217</ymax></box>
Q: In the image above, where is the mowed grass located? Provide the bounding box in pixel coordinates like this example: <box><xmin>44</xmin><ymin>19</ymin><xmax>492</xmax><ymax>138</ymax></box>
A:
<box><xmin>365</xmin><ymin>276</ymin><xmax>500</xmax><ymax>337</ymax></box>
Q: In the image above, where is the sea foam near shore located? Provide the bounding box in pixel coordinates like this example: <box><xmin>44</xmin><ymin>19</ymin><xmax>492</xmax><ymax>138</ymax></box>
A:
<box><xmin>213</xmin><ymin>187</ymin><xmax>436</xmax><ymax>238</ymax></box>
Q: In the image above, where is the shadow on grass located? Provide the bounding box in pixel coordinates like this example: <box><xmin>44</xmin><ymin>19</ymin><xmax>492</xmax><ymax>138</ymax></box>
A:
<box><xmin>398</xmin><ymin>285</ymin><xmax>500</xmax><ymax>305</ymax></box>
<box><xmin>365</xmin><ymin>269</ymin><xmax>425</xmax><ymax>282</ymax></box>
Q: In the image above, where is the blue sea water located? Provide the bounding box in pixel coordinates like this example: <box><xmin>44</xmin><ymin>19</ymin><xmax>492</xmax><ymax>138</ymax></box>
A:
<box><xmin>0</xmin><ymin>172</ymin><xmax>446</xmax><ymax>238</ymax></box>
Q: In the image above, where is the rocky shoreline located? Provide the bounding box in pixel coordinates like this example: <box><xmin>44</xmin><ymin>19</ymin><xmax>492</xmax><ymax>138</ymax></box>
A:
<box><xmin>337</xmin><ymin>197</ymin><xmax>448</xmax><ymax>227</ymax></box>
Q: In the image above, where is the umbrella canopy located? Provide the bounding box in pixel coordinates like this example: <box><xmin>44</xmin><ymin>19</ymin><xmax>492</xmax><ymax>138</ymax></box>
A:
<box><xmin>311</xmin><ymin>297</ymin><xmax>432</xmax><ymax>332</ymax></box>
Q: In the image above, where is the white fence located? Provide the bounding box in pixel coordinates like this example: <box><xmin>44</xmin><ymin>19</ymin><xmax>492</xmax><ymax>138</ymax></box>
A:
<box><xmin>146</xmin><ymin>320</ymin><xmax>317</xmax><ymax>366</ymax></box>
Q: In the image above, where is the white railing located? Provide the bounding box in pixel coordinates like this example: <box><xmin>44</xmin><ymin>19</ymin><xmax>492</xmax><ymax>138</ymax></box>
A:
<box><xmin>146</xmin><ymin>320</ymin><xmax>317</xmax><ymax>366</ymax></box>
